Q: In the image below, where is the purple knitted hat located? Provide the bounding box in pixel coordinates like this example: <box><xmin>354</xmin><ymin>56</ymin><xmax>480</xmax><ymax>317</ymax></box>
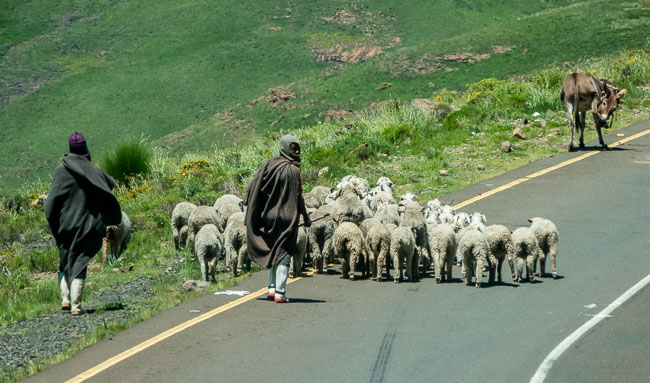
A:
<box><xmin>69</xmin><ymin>132</ymin><xmax>91</xmax><ymax>161</ymax></box>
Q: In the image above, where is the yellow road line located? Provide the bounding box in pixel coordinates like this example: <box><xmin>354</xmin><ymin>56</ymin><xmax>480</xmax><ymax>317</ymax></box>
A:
<box><xmin>67</xmin><ymin>128</ymin><xmax>650</xmax><ymax>382</ymax></box>
<box><xmin>66</xmin><ymin>271</ymin><xmax>315</xmax><ymax>383</ymax></box>
<box><xmin>453</xmin><ymin>129</ymin><xmax>650</xmax><ymax>210</ymax></box>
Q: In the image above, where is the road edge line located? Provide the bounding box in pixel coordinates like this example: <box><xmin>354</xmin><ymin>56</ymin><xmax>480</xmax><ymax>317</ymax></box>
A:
<box><xmin>65</xmin><ymin>271</ymin><xmax>313</xmax><ymax>383</ymax></box>
<box><xmin>529</xmin><ymin>273</ymin><xmax>650</xmax><ymax>383</ymax></box>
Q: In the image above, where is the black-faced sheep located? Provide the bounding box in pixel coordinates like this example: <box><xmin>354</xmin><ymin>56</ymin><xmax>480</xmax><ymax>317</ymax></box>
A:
<box><xmin>365</xmin><ymin>223</ymin><xmax>391</xmax><ymax>281</ymax></box>
<box><xmin>511</xmin><ymin>227</ymin><xmax>539</xmax><ymax>283</ymax></box>
<box><xmin>428</xmin><ymin>223</ymin><xmax>457</xmax><ymax>283</ymax></box>
<box><xmin>194</xmin><ymin>224</ymin><xmax>223</xmax><ymax>282</ymax></box>
<box><xmin>528</xmin><ymin>217</ymin><xmax>559</xmax><ymax>278</ymax></box>
<box><xmin>333</xmin><ymin>222</ymin><xmax>368</xmax><ymax>280</ymax></box>
<box><xmin>457</xmin><ymin>227</ymin><xmax>488</xmax><ymax>288</ymax></box>
<box><xmin>187</xmin><ymin>206</ymin><xmax>219</xmax><ymax>256</ymax></box>
<box><xmin>483</xmin><ymin>225</ymin><xmax>515</xmax><ymax>284</ymax></box>
<box><xmin>389</xmin><ymin>226</ymin><xmax>416</xmax><ymax>283</ymax></box>
<box><xmin>102</xmin><ymin>211</ymin><xmax>133</xmax><ymax>263</ymax></box>
<box><xmin>172</xmin><ymin>202</ymin><xmax>197</xmax><ymax>250</ymax></box>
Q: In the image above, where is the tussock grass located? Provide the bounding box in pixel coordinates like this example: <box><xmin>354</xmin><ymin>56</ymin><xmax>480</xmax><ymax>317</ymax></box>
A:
<box><xmin>100</xmin><ymin>139</ymin><xmax>152</xmax><ymax>186</ymax></box>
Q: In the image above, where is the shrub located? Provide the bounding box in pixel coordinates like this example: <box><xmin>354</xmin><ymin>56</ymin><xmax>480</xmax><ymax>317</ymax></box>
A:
<box><xmin>381</xmin><ymin>124</ymin><xmax>417</xmax><ymax>144</ymax></box>
<box><xmin>101</xmin><ymin>139</ymin><xmax>152</xmax><ymax>185</ymax></box>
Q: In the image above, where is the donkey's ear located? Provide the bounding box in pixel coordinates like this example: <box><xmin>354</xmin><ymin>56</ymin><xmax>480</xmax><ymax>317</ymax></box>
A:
<box><xmin>618</xmin><ymin>88</ymin><xmax>627</xmax><ymax>98</ymax></box>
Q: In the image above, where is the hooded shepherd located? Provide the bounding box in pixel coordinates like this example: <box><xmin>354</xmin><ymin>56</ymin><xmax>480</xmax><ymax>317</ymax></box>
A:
<box><xmin>246</xmin><ymin>135</ymin><xmax>310</xmax><ymax>302</ymax></box>
<box><xmin>44</xmin><ymin>132</ymin><xmax>122</xmax><ymax>315</ymax></box>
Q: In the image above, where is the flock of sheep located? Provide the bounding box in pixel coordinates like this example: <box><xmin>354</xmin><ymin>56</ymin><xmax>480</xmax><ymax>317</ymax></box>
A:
<box><xmin>171</xmin><ymin>175</ymin><xmax>560</xmax><ymax>287</ymax></box>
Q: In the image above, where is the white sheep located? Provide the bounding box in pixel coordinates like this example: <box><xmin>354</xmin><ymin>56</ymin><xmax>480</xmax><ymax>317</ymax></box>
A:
<box><xmin>365</xmin><ymin>223</ymin><xmax>391</xmax><ymax>281</ymax></box>
<box><xmin>360</xmin><ymin>217</ymin><xmax>382</xmax><ymax>238</ymax></box>
<box><xmin>457</xmin><ymin>227</ymin><xmax>488</xmax><ymax>288</ymax></box>
<box><xmin>215</xmin><ymin>202</ymin><xmax>243</xmax><ymax>233</ymax></box>
<box><xmin>102</xmin><ymin>211</ymin><xmax>133</xmax><ymax>263</ymax></box>
<box><xmin>483</xmin><ymin>225</ymin><xmax>516</xmax><ymax>284</ymax></box>
<box><xmin>289</xmin><ymin>227</ymin><xmax>308</xmax><ymax>278</ymax></box>
<box><xmin>304</xmin><ymin>185</ymin><xmax>332</xmax><ymax>209</ymax></box>
<box><xmin>428</xmin><ymin>223</ymin><xmax>457</xmax><ymax>283</ymax></box>
<box><xmin>213</xmin><ymin>194</ymin><xmax>243</xmax><ymax>212</ymax></box>
<box><xmin>370</xmin><ymin>190</ymin><xmax>396</xmax><ymax>213</ymax></box>
<box><xmin>400</xmin><ymin>204</ymin><xmax>431</xmax><ymax>278</ymax></box>
<box><xmin>333</xmin><ymin>222</ymin><xmax>368</xmax><ymax>280</ymax></box>
<box><xmin>308</xmin><ymin>205</ymin><xmax>335</xmax><ymax>274</ymax></box>
<box><xmin>223</xmin><ymin>212</ymin><xmax>248</xmax><ymax>277</ymax></box>
<box><xmin>194</xmin><ymin>224</ymin><xmax>223</xmax><ymax>282</ymax></box>
<box><xmin>332</xmin><ymin>182</ymin><xmax>372</xmax><ymax>226</ymax></box>
<box><xmin>389</xmin><ymin>226</ymin><xmax>416</xmax><ymax>283</ymax></box>
<box><xmin>172</xmin><ymin>202</ymin><xmax>197</xmax><ymax>250</ymax></box>
<box><xmin>339</xmin><ymin>175</ymin><xmax>370</xmax><ymax>198</ymax></box>
<box><xmin>528</xmin><ymin>217</ymin><xmax>559</xmax><ymax>278</ymax></box>
<box><xmin>374</xmin><ymin>202</ymin><xmax>400</xmax><ymax>227</ymax></box>
<box><xmin>187</xmin><ymin>206</ymin><xmax>219</xmax><ymax>256</ymax></box>
<box><xmin>511</xmin><ymin>227</ymin><xmax>539</xmax><ymax>283</ymax></box>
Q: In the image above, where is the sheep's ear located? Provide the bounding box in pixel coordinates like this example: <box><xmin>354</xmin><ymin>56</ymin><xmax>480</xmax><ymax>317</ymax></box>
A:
<box><xmin>527</xmin><ymin>218</ymin><xmax>533</xmax><ymax>223</ymax></box>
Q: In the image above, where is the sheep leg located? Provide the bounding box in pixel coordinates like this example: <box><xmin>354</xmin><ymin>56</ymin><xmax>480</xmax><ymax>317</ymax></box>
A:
<box><xmin>199</xmin><ymin>257</ymin><xmax>209</xmax><ymax>282</ymax></box>
<box><xmin>537</xmin><ymin>248</ymin><xmax>546</xmax><ymax>277</ymax></box>
<box><xmin>349</xmin><ymin>250</ymin><xmax>357</xmax><ymax>280</ymax></box>
<box><xmin>516</xmin><ymin>256</ymin><xmax>525</xmax><ymax>282</ymax></box>
<box><xmin>475</xmin><ymin>254</ymin><xmax>484</xmax><ymax>288</ymax></box>
<box><xmin>527</xmin><ymin>255</ymin><xmax>535</xmax><ymax>282</ymax></box>
<box><xmin>392</xmin><ymin>254</ymin><xmax>401</xmax><ymax>283</ymax></box>
<box><xmin>507</xmin><ymin>252</ymin><xmax>516</xmax><ymax>281</ymax></box>
<box><xmin>433</xmin><ymin>249</ymin><xmax>442</xmax><ymax>283</ymax></box>
<box><xmin>487</xmin><ymin>254</ymin><xmax>496</xmax><ymax>285</ymax></box>
<box><xmin>549</xmin><ymin>241</ymin><xmax>558</xmax><ymax>279</ymax></box>
<box><xmin>445</xmin><ymin>250</ymin><xmax>454</xmax><ymax>283</ymax></box>
<box><xmin>497</xmin><ymin>258</ymin><xmax>504</xmax><ymax>283</ymax></box>
<box><xmin>341</xmin><ymin>255</ymin><xmax>349</xmax><ymax>279</ymax></box>
<box><xmin>209</xmin><ymin>256</ymin><xmax>217</xmax><ymax>282</ymax></box>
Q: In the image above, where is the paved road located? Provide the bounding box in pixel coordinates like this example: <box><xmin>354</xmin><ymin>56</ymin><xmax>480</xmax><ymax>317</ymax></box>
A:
<box><xmin>26</xmin><ymin>121</ymin><xmax>650</xmax><ymax>383</ymax></box>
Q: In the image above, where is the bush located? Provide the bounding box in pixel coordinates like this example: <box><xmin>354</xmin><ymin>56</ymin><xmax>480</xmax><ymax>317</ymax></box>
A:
<box><xmin>101</xmin><ymin>139</ymin><xmax>152</xmax><ymax>185</ymax></box>
<box><xmin>381</xmin><ymin>124</ymin><xmax>417</xmax><ymax>144</ymax></box>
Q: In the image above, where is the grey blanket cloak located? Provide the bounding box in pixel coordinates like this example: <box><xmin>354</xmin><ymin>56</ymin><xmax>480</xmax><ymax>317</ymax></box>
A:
<box><xmin>245</xmin><ymin>156</ymin><xmax>305</xmax><ymax>269</ymax></box>
<box><xmin>44</xmin><ymin>154</ymin><xmax>122</xmax><ymax>281</ymax></box>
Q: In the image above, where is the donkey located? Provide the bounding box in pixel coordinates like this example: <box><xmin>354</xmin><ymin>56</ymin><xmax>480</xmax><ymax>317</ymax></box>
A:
<box><xmin>560</xmin><ymin>73</ymin><xmax>626</xmax><ymax>151</ymax></box>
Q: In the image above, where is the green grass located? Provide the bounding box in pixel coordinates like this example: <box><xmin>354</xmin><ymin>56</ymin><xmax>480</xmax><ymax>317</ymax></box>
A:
<box><xmin>2</xmin><ymin>0</ymin><xmax>650</xmax><ymax>187</ymax></box>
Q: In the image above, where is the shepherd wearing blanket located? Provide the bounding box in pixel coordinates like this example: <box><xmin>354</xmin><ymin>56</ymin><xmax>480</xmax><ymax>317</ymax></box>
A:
<box><xmin>44</xmin><ymin>132</ymin><xmax>122</xmax><ymax>315</ymax></box>
<box><xmin>245</xmin><ymin>135</ymin><xmax>310</xmax><ymax>303</ymax></box>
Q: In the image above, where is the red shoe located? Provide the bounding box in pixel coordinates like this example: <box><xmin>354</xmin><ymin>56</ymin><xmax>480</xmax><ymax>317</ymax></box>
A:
<box><xmin>61</xmin><ymin>304</ymin><xmax>71</xmax><ymax>311</ymax></box>
<box><xmin>274</xmin><ymin>295</ymin><xmax>290</xmax><ymax>303</ymax></box>
<box><xmin>266</xmin><ymin>292</ymin><xmax>275</xmax><ymax>300</ymax></box>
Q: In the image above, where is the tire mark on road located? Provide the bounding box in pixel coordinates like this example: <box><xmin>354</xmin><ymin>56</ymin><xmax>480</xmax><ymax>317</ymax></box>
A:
<box><xmin>369</xmin><ymin>330</ymin><xmax>396</xmax><ymax>383</ymax></box>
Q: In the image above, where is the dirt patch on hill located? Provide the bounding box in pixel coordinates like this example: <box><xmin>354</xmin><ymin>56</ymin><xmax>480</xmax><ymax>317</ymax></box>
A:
<box><xmin>248</xmin><ymin>86</ymin><xmax>296</xmax><ymax>110</ymax></box>
<box><xmin>378</xmin><ymin>45</ymin><xmax>515</xmax><ymax>77</ymax></box>
<box><xmin>310</xmin><ymin>9</ymin><xmax>399</xmax><ymax>64</ymax></box>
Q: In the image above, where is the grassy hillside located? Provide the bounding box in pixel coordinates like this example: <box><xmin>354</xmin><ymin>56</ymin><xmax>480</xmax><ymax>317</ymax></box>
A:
<box><xmin>1</xmin><ymin>0</ymin><xmax>650</xmax><ymax>187</ymax></box>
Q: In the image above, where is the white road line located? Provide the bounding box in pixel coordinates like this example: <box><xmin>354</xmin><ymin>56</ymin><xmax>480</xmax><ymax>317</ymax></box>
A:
<box><xmin>530</xmin><ymin>273</ymin><xmax>650</xmax><ymax>383</ymax></box>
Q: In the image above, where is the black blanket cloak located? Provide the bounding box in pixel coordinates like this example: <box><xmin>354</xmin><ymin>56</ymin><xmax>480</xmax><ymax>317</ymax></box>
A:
<box><xmin>44</xmin><ymin>154</ymin><xmax>122</xmax><ymax>281</ymax></box>
<box><xmin>245</xmin><ymin>156</ymin><xmax>306</xmax><ymax>269</ymax></box>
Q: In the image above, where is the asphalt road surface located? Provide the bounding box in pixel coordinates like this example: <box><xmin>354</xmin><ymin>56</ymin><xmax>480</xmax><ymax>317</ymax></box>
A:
<box><xmin>25</xmin><ymin>120</ymin><xmax>650</xmax><ymax>383</ymax></box>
